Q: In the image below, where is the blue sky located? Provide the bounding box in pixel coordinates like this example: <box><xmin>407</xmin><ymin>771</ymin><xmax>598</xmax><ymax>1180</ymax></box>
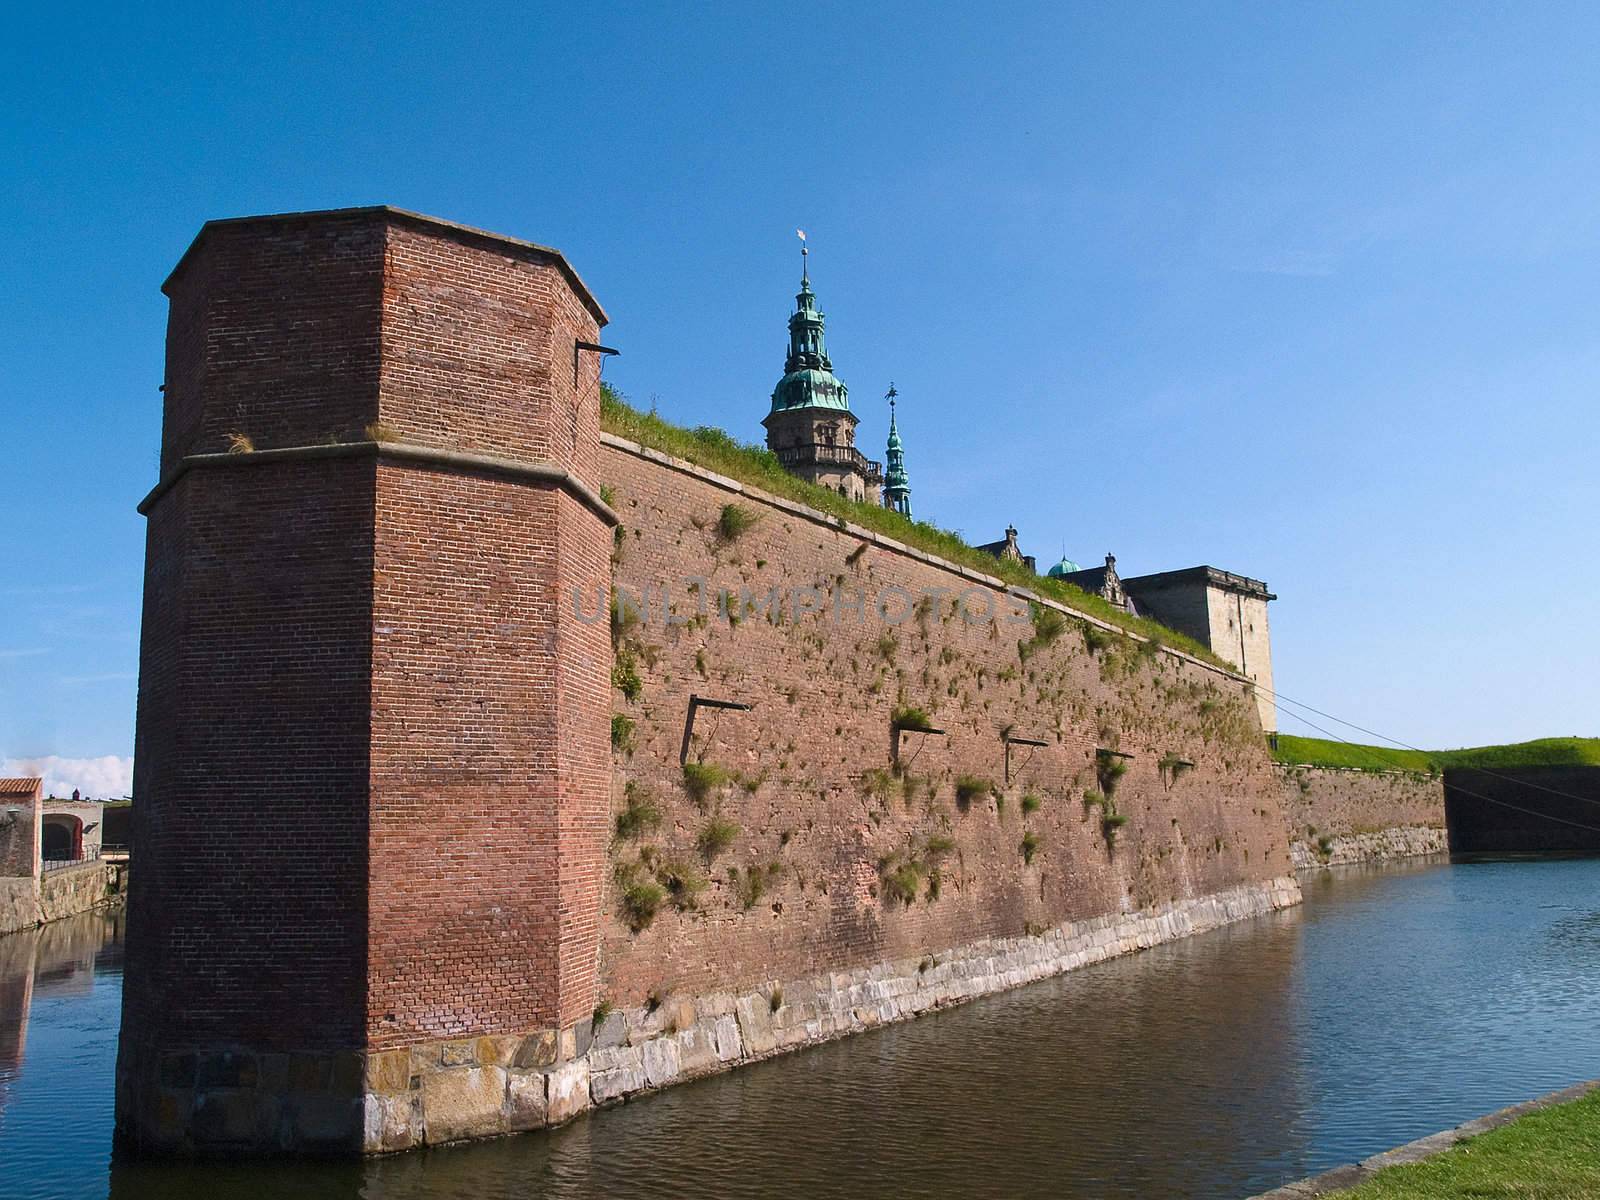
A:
<box><xmin>3</xmin><ymin>2</ymin><xmax>1597</xmax><ymax>794</ymax></box>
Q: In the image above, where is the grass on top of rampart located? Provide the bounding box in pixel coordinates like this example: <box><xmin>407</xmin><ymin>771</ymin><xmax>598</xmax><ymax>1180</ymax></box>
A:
<box><xmin>598</xmin><ymin>385</ymin><xmax>1228</xmax><ymax>670</ymax></box>
<box><xmin>1273</xmin><ymin>733</ymin><xmax>1600</xmax><ymax>775</ymax></box>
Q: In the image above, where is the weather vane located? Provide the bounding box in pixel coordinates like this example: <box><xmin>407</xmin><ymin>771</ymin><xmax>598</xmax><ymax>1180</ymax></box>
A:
<box><xmin>796</xmin><ymin>228</ymin><xmax>808</xmax><ymax>281</ymax></box>
<box><xmin>886</xmin><ymin>381</ymin><xmax>898</xmax><ymax>412</ymax></box>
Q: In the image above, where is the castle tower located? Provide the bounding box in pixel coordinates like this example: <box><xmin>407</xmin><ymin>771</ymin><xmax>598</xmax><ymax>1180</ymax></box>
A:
<box><xmin>762</xmin><ymin>235</ymin><xmax>882</xmax><ymax>502</ymax></box>
<box><xmin>117</xmin><ymin>208</ymin><xmax>617</xmax><ymax>1155</ymax></box>
<box><xmin>881</xmin><ymin>383</ymin><xmax>911</xmax><ymax>517</ymax></box>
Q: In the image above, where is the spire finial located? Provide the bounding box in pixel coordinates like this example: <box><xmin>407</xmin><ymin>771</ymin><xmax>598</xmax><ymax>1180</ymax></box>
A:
<box><xmin>886</xmin><ymin>381</ymin><xmax>897</xmax><ymax>418</ymax></box>
<box><xmin>796</xmin><ymin>228</ymin><xmax>808</xmax><ymax>285</ymax></box>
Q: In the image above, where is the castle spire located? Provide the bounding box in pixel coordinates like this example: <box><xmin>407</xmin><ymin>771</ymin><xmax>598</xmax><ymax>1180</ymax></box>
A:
<box><xmin>763</xmin><ymin>233</ymin><xmax>882</xmax><ymax>505</ymax></box>
<box><xmin>882</xmin><ymin>382</ymin><xmax>911</xmax><ymax>518</ymax></box>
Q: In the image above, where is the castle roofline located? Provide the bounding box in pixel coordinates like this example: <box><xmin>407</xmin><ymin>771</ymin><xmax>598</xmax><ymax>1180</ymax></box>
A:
<box><xmin>162</xmin><ymin>206</ymin><xmax>608</xmax><ymax>325</ymax></box>
<box><xmin>1121</xmin><ymin>565</ymin><xmax>1275</xmax><ymax>601</ymax></box>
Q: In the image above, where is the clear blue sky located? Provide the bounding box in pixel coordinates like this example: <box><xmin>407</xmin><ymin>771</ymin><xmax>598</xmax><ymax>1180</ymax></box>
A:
<box><xmin>4</xmin><ymin>2</ymin><xmax>1597</xmax><ymax>794</ymax></box>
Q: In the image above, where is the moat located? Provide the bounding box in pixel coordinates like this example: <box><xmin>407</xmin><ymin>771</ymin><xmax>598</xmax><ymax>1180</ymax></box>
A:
<box><xmin>5</xmin><ymin>855</ymin><xmax>1599</xmax><ymax>1200</ymax></box>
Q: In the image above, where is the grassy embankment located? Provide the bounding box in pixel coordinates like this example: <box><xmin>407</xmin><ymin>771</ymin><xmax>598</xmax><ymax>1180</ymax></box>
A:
<box><xmin>599</xmin><ymin>384</ymin><xmax>1229</xmax><ymax>668</ymax></box>
<box><xmin>1332</xmin><ymin>1086</ymin><xmax>1600</xmax><ymax>1199</ymax></box>
<box><xmin>1272</xmin><ymin>734</ymin><xmax>1600</xmax><ymax>775</ymax></box>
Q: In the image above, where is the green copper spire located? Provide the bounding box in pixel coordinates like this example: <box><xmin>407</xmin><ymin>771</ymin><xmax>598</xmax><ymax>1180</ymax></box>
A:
<box><xmin>882</xmin><ymin>383</ymin><xmax>911</xmax><ymax>517</ymax></box>
<box><xmin>769</xmin><ymin>234</ymin><xmax>851</xmax><ymax>414</ymax></box>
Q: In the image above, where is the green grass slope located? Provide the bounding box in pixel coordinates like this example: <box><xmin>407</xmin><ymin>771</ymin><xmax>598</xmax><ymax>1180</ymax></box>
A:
<box><xmin>1273</xmin><ymin>733</ymin><xmax>1600</xmax><ymax>774</ymax></box>
<box><xmin>1334</xmin><ymin>1086</ymin><xmax>1600</xmax><ymax>1199</ymax></box>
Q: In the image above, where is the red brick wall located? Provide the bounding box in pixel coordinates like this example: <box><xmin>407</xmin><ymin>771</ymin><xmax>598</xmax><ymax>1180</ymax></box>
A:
<box><xmin>126</xmin><ymin>209</ymin><xmax>614</xmax><ymax>1094</ymax></box>
<box><xmin>0</xmin><ymin>787</ymin><xmax>38</xmax><ymax>878</ymax></box>
<box><xmin>596</xmin><ymin>444</ymin><xmax>1296</xmax><ymax>1005</ymax></box>
<box><xmin>158</xmin><ymin>214</ymin><xmax>385</xmax><ymax>473</ymax></box>
<box><xmin>364</xmin><ymin>220</ymin><xmax>609</xmax><ymax>1044</ymax></box>
<box><xmin>125</xmin><ymin>460</ymin><xmax>375</xmax><ymax>1054</ymax></box>
<box><xmin>1280</xmin><ymin>766</ymin><xmax>1445</xmax><ymax>841</ymax></box>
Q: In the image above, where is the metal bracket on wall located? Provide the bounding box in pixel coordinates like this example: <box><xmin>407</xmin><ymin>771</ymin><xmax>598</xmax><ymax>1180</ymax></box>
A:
<box><xmin>1003</xmin><ymin>733</ymin><xmax>1048</xmax><ymax>784</ymax></box>
<box><xmin>891</xmin><ymin>720</ymin><xmax>946</xmax><ymax>767</ymax></box>
<box><xmin>680</xmin><ymin>693</ymin><xmax>753</xmax><ymax>765</ymax></box>
<box><xmin>574</xmin><ymin>340</ymin><xmax>620</xmax><ymax>386</ymax></box>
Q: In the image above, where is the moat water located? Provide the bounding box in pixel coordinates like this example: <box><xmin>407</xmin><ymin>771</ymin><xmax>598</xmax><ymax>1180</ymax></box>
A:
<box><xmin>4</xmin><ymin>855</ymin><xmax>1600</xmax><ymax>1199</ymax></box>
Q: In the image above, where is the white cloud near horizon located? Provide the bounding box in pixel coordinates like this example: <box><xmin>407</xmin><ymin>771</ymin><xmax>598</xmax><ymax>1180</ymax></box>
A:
<box><xmin>1</xmin><ymin>755</ymin><xmax>133</xmax><ymax>800</ymax></box>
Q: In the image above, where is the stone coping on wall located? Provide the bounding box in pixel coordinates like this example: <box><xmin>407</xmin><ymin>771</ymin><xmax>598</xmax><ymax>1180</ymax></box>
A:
<box><xmin>136</xmin><ymin>440</ymin><xmax>621</xmax><ymax>527</ymax></box>
<box><xmin>1246</xmin><ymin>1078</ymin><xmax>1600</xmax><ymax>1198</ymax></box>
<box><xmin>1290</xmin><ymin>826</ymin><xmax>1448</xmax><ymax>870</ymax></box>
<box><xmin>599</xmin><ymin>432</ymin><xmax>1254</xmax><ymax>688</ymax></box>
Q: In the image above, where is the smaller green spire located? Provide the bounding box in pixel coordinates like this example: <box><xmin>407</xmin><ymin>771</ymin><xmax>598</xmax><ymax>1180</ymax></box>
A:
<box><xmin>882</xmin><ymin>383</ymin><xmax>911</xmax><ymax>518</ymax></box>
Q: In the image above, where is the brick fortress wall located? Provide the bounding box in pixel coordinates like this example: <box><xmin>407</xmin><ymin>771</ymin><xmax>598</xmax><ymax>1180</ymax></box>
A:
<box><xmin>119</xmin><ymin>207</ymin><xmax>1300</xmax><ymax>1158</ymax></box>
<box><xmin>1278</xmin><ymin>765</ymin><xmax>1446</xmax><ymax>867</ymax></box>
<box><xmin>117</xmin><ymin>208</ymin><xmax>614</xmax><ymax>1156</ymax></box>
<box><xmin>595</xmin><ymin>439</ymin><xmax>1298</xmax><ymax>1006</ymax></box>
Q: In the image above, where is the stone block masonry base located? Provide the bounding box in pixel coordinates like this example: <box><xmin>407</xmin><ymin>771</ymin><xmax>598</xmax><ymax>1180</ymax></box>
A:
<box><xmin>0</xmin><ymin>862</ymin><xmax>125</xmax><ymax>935</ymax></box>
<box><xmin>119</xmin><ymin>877</ymin><xmax>1298</xmax><ymax>1155</ymax></box>
<box><xmin>1289</xmin><ymin>826</ymin><xmax>1448</xmax><ymax>870</ymax></box>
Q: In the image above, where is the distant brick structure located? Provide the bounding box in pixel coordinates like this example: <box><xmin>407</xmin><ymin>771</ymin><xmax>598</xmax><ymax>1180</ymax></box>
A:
<box><xmin>117</xmin><ymin>208</ymin><xmax>616</xmax><ymax>1154</ymax></box>
<box><xmin>0</xmin><ymin>778</ymin><xmax>42</xmax><ymax>879</ymax></box>
<box><xmin>119</xmin><ymin>208</ymin><xmax>1299</xmax><ymax>1158</ymax></box>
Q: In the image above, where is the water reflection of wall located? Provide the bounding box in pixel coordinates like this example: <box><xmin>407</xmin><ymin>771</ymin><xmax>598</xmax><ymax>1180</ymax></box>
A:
<box><xmin>0</xmin><ymin>911</ymin><xmax>123</xmax><ymax>1124</ymax></box>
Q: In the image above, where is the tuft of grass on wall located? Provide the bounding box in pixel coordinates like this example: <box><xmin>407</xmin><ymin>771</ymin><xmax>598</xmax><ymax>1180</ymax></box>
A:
<box><xmin>890</xmin><ymin>703</ymin><xmax>934</xmax><ymax>731</ymax></box>
<box><xmin>612</xmin><ymin>648</ymin><xmax>643</xmax><ymax>701</ymax></box>
<box><xmin>954</xmin><ymin>775</ymin><xmax>992</xmax><ymax>810</ymax></box>
<box><xmin>614</xmin><ymin>785</ymin><xmax>661</xmax><ymax>840</ymax></box>
<box><xmin>611</xmin><ymin>713</ymin><xmax>636</xmax><ymax>753</ymax></box>
<box><xmin>682</xmin><ymin>761</ymin><xmax>731</xmax><ymax>806</ymax></box>
<box><xmin>716</xmin><ymin>502</ymin><xmax>758</xmax><ymax>541</ymax></box>
<box><xmin>696</xmin><ymin>816</ymin><xmax>739</xmax><ymax>861</ymax></box>
<box><xmin>621</xmin><ymin>879</ymin><xmax>666</xmax><ymax>932</ymax></box>
<box><xmin>657</xmin><ymin>858</ymin><xmax>708</xmax><ymax>909</ymax></box>
<box><xmin>1021</xmin><ymin>830</ymin><xmax>1041</xmax><ymax>864</ymax></box>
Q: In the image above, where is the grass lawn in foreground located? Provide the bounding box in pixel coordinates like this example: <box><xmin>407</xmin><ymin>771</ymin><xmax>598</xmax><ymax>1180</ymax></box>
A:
<box><xmin>1334</xmin><ymin>1086</ymin><xmax>1600</xmax><ymax>1199</ymax></box>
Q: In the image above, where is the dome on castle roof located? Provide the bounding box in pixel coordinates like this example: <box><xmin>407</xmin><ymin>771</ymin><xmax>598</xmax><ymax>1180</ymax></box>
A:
<box><xmin>770</xmin><ymin>366</ymin><xmax>851</xmax><ymax>413</ymax></box>
<box><xmin>1046</xmin><ymin>556</ymin><xmax>1081</xmax><ymax>578</ymax></box>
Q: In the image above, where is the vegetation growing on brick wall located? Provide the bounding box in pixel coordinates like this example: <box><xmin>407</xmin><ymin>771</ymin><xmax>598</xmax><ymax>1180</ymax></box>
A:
<box><xmin>730</xmin><ymin>862</ymin><xmax>784</xmax><ymax>909</ymax></box>
<box><xmin>1271</xmin><ymin>733</ymin><xmax>1600</xmax><ymax>774</ymax></box>
<box><xmin>697</xmin><ymin>816</ymin><xmax>739</xmax><ymax>861</ymax></box>
<box><xmin>954</xmin><ymin>774</ymin><xmax>992</xmax><ymax>811</ymax></box>
<box><xmin>1083</xmin><ymin>788</ymin><xmax>1127</xmax><ymax>850</ymax></box>
<box><xmin>600</xmin><ymin>384</ymin><xmax>1226</xmax><ymax>667</ymax></box>
<box><xmin>613</xmin><ymin>859</ymin><xmax>667</xmax><ymax>932</ymax></box>
<box><xmin>1018</xmin><ymin>602</ymin><xmax>1068</xmax><ymax>662</ymax></box>
<box><xmin>1095</xmin><ymin>754</ymin><xmax>1128</xmax><ymax>795</ymax></box>
<box><xmin>682</xmin><ymin>761</ymin><xmax>731</xmax><ymax>806</ymax></box>
<box><xmin>657</xmin><ymin>858</ymin><xmax>708</xmax><ymax>910</ymax></box>
<box><xmin>891</xmin><ymin>702</ymin><xmax>934</xmax><ymax>731</ymax></box>
<box><xmin>1021</xmin><ymin>830</ymin><xmax>1041</xmax><ymax>864</ymax></box>
<box><xmin>716</xmin><ymin>502</ymin><xmax>758</xmax><ymax>541</ymax></box>
<box><xmin>611</xmin><ymin>713</ymin><xmax>636</xmax><ymax>752</ymax></box>
<box><xmin>614</xmin><ymin>783</ymin><xmax>661</xmax><ymax>840</ymax></box>
<box><xmin>611</xmin><ymin>648</ymin><xmax>643</xmax><ymax>701</ymax></box>
<box><xmin>1157</xmin><ymin>752</ymin><xmax>1192</xmax><ymax>787</ymax></box>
